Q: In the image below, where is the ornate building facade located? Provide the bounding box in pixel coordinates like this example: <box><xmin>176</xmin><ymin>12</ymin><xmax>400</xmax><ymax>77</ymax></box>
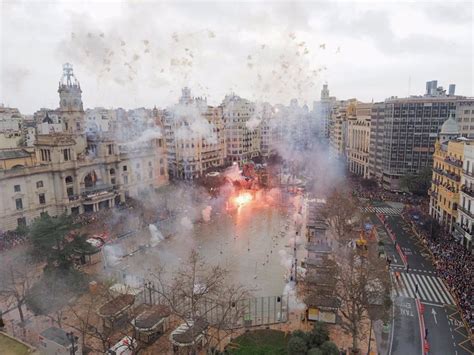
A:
<box><xmin>0</xmin><ymin>64</ymin><xmax>168</xmax><ymax>231</ymax></box>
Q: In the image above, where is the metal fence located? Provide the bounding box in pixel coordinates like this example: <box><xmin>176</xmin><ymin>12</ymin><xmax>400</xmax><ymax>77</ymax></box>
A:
<box><xmin>142</xmin><ymin>283</ymin><xmax>289</xmax><ymax>329</ymax></box>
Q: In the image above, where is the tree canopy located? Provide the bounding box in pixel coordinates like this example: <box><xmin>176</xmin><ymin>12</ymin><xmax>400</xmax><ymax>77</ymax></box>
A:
<box><xmin>29</xmin><ymin>213</ymin><xmax>92</xmax><ymax>270</ymax></box>
<box><xmin>400</xmin><ymin>167</ymin><xmax>432</xmax><ymax>195</ymax></box>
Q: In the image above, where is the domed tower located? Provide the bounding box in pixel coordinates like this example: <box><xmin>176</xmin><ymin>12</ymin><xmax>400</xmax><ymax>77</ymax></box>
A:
<box><xmin>439</xmin><ymin>111</ymin><xmax>459</xmax><ymax>144</ymax></box>
<box><xmin>58</xmin><ymin>63</ymin><xmax>84</xmax><ymax>134</ymax></box>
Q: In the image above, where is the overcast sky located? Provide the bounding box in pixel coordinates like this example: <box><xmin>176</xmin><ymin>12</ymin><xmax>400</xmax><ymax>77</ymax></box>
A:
<box><xmin>1</xmin><ymin>0</ymin><xmax>472</xmax><ymax>114</ymax></box>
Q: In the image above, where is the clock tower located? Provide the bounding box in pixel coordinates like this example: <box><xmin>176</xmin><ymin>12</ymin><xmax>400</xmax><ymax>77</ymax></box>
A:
<box><xmin>58</xmin><ymin>63</ymin><xmax>84</xmax><ymax>134</ymax></box>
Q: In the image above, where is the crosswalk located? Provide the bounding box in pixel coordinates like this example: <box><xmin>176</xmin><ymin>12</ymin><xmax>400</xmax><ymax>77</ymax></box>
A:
<box><xmin>362</xmin><ymin>206</ymin><xmax>403</xmax><ymax>215</ymax></box>
<box><xmin>391</xmin><ymin>271</ymin><xmax>455</xmax><ymax>305</ymax></box>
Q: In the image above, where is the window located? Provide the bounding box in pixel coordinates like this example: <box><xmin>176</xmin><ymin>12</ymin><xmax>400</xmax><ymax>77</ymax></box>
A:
<box><xmin>160</xmin><ymin>167</ymin><xmax>165</xmax><ymax>175</ymax></box>
<box><xmin>123</xmin><ymin>165</ymin><xmax>128</xmax><ymax>172</ymax></box>
<box><xmin>149</xmin><ymin>171</ymin><xmax>153</xmax><ymax>179</ymax></box>
<box><xmin>110</xmin><ymin>168</ymin><xmax>115</xmax><ymax>175</ymax></box>
<box><xmin>148</xmin><ymin>161</ymin><xmax>152</xmax><ymax>167</ymax></box>
<box><xmin>111</xmin><ymin>178</ymin><xmax>116</xmax><ymax>185</ymax></box>
<box><xmin>65</xmin><ymin>176</ymin><xmax>73</xmax><ymax>184</ymax></box>
<box><xmin>16</xmin><ymin>198</ymin><xmax>23</xmax><ymax>210</ymax></box>
<box><xmin>17</xmin><ymin>217</ymin><xmax>26</xmax><ymax>227</ymax></box>
<box><xmin>36</xmin><ymin>181</ymin><xmax>43</xmax><ymax>188</ymax></box>
<box><xmin>108</xmin><ymin>144</ymin><xmax>113</xmax><ymax>155</ymax></box>
<box><xmin>123</xmin><ymin>175</ymin><xmax>128</xmax><ymax>184</ymax></box>
<box><xmin>14</xmin><ymin>185</ymin><xmax>21</xmax><ymax>192</ymax></box>
<box><xmin>39</xmin><ymin>193</ymin><xmax>46</xmax><ymax>205</ymax></box>
<box><xmin>63</xmin><ymin>149</ymin><xmax>71</xmax><ymax>161</ymax></box>
<box><xmin>67</xmin><ymin>187</ymin><xmax>74</xmax><ymax>197</ymax></box>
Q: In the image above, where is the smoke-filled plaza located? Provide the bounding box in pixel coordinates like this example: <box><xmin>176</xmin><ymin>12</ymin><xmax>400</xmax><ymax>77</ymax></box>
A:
<box><xmin>103</xmin><ymin>182</ymin><xmax>306</xmax><ymax>298</ymax></box>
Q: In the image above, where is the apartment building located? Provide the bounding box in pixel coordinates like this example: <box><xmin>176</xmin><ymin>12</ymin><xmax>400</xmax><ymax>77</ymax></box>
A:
<box><xmin>164</xmin><ymin>88</ymin><xmax>226</xmax><ymax>179</ymax></box>
<box><xmin>453</xmin><ymin>143</ymin><xmax>474</xmax><ymax>251</ymax></box>
<box><xmin>346</xmin><ymin>103</ymin><xmax>373</xmax><ymax>178</ymax></box>
<box><xmin>329</xmin><ymin>99</ymin><xmax>357</xmax><ymax>158</ymax></box>
<box><xmin>222</xmin><ymin>94</ymin><xmax>260</xmax><ymax>164</ymax></box>
<box><xmin>429</xmin><ymin>116</ymin><xmax>464</xmax><ymax>231</ymax></box>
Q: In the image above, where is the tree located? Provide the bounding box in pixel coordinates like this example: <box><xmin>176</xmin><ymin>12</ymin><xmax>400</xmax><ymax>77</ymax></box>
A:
<box><xmin>66</xmin><ymin>282</ymin><xmax>135</xmax><ymax>353</ymax></box>
<box><xmin>360</xmin><ymin>178</ymin><xmax>378</xmax><ymax>190</ymax></box>
<box><xmin>322</xmin><ymin>188</ymin><xmax>359</xmax><ymax>243</ymax></box>
<box><xmin>332</xmin><ymin>247</ymin><xmax>390</xmax><ymax>352</ymax></box>
<box><xmin>315</xmin><ymin>190</ymin><xmax>391</xmax><ymax>353</ymax></box>
<box><xmin>26</xmin><ymin>268</ymin><xmax>88</xmax><ymax>325</ymax></box>
<box><xmin>287</xmin><ymin>335</ymin><xmax>307</xmax><ymax>355</ymax></box>
<box><xmin>400</xmin><ymin>167</ymin><xmax>432</xmax><ymax>195</ymax></box>
<box><xmin>308</xmin><ymin>349</ymin><xmax>324</xmax><ymax>355</ymax></box>
<box><xmin>151</xmin><ymin>250</ymin><xmax>249</xmax><ymax>353</ymax></box>
<box><xmin>308</xmin><ymin>321</ymin><xmax>330</xmax><ymax>348</ymax></box>
<box><xmin>0</xmin><ymin>251</ymin><xmax>37</xmax><ymax>324</ymax></box>
<box><xmin>29</xmin><ymin>213</ymin><xmax>92</xmax><ymax>270</ymax></box>
<box><xmin>320</xmin><ymin>341</ymin><xmax>339</xmax><ymax>355</ymax></box>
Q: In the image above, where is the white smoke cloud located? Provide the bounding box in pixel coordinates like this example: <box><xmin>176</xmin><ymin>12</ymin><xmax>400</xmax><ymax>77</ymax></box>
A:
<box><xmin>149</xmin><ymin>224</ymin><xmax>165</xmax><ymax>247</ymax></box>
<box><xmin>201</xmin><ymin>205</ymin><xmax>212</xmax><ymax>222</ymax></box>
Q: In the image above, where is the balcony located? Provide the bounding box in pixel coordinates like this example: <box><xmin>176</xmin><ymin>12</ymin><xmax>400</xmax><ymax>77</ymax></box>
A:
<box><xmin>80</xmin><ymin>184</ymin><xmax>117</xmax><ymax>201</ymax></box>
<box><xmin>460</xmin><ymin>185</ymin><xmax>474</xmax><ymax>198</ymax></box>
<box><xmin>444</xmin><ymin>157</ymin><xmax>463</xmax><ymax>168</ymax></box>
<box><xmin>458</xmin><ymin>205</ymin><xmax>474</xmax><ymax>219</ymax></box>
<box><xmin>433</xmin><ymin>167</ymin><xmax>461</xmax><ymax>182</ymax></box>
<box><xmin>453</xmin><ymin>223</ymin><xmax>473</xmax><ymax>238</ymax></box>
<box><xmin>429</xmin><ymin>189</ymin><xmax>438</xmax><ymax>198</ymax></box>
<box><xmin>463</xmin><ymin>169</ymin><xmax>474</xmax><ymax>178</ymax></box>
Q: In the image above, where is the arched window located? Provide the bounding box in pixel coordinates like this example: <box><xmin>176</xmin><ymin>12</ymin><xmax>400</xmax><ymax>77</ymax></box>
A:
<box><xmin>84</xmin><ymin>171</ymin><xmax>97</xmax><ymax>188</ymax></box>
<box><xmin>65</xmin><ymin>176</ymin><xmax>73</xmax><ymax>184</ymax></box>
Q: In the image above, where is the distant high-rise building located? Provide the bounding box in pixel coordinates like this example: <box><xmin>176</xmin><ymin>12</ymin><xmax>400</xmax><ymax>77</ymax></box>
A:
<box><xmin>449</xmin><ymin>84</ymin><xmax>456</xmax><ymax>96</ymax></box>
<box><xmin>314</xmin><ymin>83</ymin><xmax>334</xmax><ymax>138</ymax></box>
<box><xmin>367</xmin><ymin>80</ymin><xmax>466</xmax><ymax>190</ymax></box>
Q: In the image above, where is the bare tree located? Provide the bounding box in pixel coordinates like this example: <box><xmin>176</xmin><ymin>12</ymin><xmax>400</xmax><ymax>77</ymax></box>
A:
<box><xmin>322</xmin><ymin>188</ymin><xmax>359</xmax><ymax>243</ymax></box>
<box><xmin>0</xmin><ymin>252</ymin><xmax>37</xmax><ymax>324</ymax></box>
<box><xmin>152</xmin><ymin>250</ymin><xmax>250</xmax><ymax>353</ymax></box>
<box><xmin>65</xmin><ymin>282</ymin><xmax>139</xmax><ymax>354</ymax></box>
<box><xmin>310</xmin><ymin>189</ymin><xmax>391</xmax><ymax>353</ymax></box>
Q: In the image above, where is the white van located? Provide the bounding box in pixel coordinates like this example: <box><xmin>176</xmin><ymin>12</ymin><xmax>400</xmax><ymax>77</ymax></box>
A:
<box><xmin>106</xmin><ymin>336</ymin><xmax>137</xmax><ymax>355</ymax></box>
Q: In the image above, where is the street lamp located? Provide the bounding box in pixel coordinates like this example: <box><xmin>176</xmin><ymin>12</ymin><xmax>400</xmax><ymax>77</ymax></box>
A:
<box><xmin>66</xmin><ymin>331</ymin><xmax>77</xmax><ymax>355</ymax></box>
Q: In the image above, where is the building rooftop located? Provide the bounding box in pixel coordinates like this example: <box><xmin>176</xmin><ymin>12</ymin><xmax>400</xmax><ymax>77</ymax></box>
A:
<box><xmin>0</xmin><ymin>149</ymin><xmax>31</xmax><ymax>160</ymax></box>
<box><xmin>440</xmin><ymin>113</ymin><xmax>460</xmax><ymax>135</ymax></box>
<box><xmin>40</xmin><ymin>327</ymin><xmax>70</xmax><ymax>348</ymax></box>
<box><xmin>133</xmin><ymin>304</ymin><xmax>171</xmax><ymax>330</ymax></box>
<box><xmin>97</xmin><ymin>294</ymin><xmax>135</xmax><ymax>318</ymax></box>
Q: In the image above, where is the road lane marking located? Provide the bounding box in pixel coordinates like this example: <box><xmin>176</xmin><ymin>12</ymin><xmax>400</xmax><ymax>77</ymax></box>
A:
<box><xmin>424</xmin><ymin>276</ymin><xmax>444</xmax><ymax>304</ymax></box>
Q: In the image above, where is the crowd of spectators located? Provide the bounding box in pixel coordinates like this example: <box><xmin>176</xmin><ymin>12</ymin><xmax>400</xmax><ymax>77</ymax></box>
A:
<box><xmin>0</xmin><ymin>230</ymin><xmax>28</xmax><ymax>251</ymax></box>
<box><xmin>403</xmin><ymin>206</ymin><xmax>473</xmax><ymax>332</ymax></box>
<box><xmin>349</xmin><ymin>176</ymin><xmax>427</xmax><ymax>206</ymax></box>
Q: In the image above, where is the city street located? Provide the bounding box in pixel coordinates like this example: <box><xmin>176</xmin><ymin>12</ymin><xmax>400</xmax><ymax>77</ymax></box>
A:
<box><xmin>369</xmin><ymin>203</ymin><xmax>472</xmax><ymax>355</ymax></box>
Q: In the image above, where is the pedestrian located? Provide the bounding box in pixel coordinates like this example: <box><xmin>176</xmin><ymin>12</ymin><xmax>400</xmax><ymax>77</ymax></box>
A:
<box><xmin>406</xmin><ymin>263</ymin><xmax>410</xmax><ymax>273</ymax></box>
<box><xmin>394</xmin><ymin>240</ymin><xmax>397</xmax><ymax>249</ymax></box>
<box><xmin>425</xmin><ymin>328</ymin><xmax>428</xmax><ymax>339</ymax></box>
<box><xmin>415</xmin><ymin>283</ymin><xmax>419</xmax><ymax>294</ymax></box>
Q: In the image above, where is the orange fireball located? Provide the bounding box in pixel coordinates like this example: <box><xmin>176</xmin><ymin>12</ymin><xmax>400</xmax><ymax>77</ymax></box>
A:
<box><xmin>234</xmin><ymin>192</ymin><xmax>253</xmax><ymax>207</ymax></box>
